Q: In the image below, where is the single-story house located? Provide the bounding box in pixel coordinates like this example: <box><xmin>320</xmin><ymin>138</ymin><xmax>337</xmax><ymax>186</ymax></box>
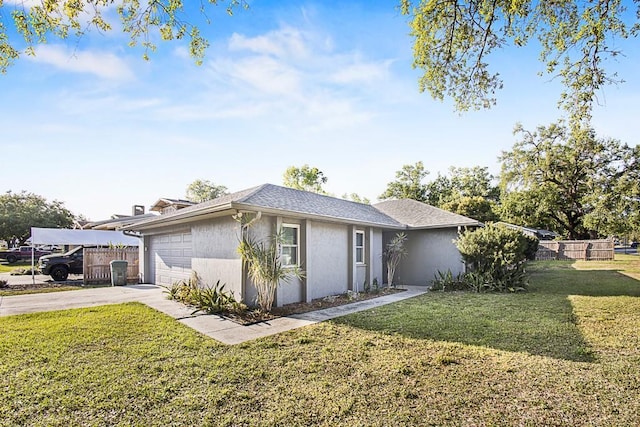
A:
<box><xmin>124</xmin><ymin>184</ymin><xmax>481</xmax><ymax>307</ymax></box>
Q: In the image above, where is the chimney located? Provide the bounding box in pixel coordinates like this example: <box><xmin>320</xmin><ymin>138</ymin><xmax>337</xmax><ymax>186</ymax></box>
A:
<box><xmin>132</xmin><ymin>205</ymin><xmax>145</xmax><ymax>216</ymax></box>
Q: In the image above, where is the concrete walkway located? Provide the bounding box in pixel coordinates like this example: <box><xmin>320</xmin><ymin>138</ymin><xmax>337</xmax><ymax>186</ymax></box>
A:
<box><xmin>0</xmin><ymin>285</ymin><xmax>428</xmax><ymax>345</ymax></box>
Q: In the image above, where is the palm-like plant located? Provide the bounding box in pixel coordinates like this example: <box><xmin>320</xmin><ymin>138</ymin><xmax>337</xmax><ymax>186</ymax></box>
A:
<box><xmin>383</xmin><ymin>232</ymin><xmax>408</xmax><ymax>287</ymax></box>
<box><xmin>237</xmin><ymin>228</ymin><xmax>304</xmax><ymax>313</ymax></box>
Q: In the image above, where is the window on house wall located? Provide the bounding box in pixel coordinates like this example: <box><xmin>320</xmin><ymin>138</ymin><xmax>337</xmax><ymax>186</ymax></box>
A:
<box><xmin>355</xmin><ymin>230</ymin><xmax>365</xmax><ymax>264</ymax></box>
<box><xmin>281</xmin><ymin>224</ymin><xmax>299</xmax><ymax>266</ymax></box>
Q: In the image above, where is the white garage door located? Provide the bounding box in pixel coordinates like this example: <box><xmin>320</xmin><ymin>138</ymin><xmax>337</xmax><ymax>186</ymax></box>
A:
<box><xmin>149</xmin><ymin>232</ymin><xmax>192</xmax><ymax>286</ymax></box>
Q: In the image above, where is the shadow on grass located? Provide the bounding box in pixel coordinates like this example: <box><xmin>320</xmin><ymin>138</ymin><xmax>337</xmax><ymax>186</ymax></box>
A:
<box><xmin>333</xmin><ymin>269</ymin><xmax>639</xmax><ymax>363</ymax></box>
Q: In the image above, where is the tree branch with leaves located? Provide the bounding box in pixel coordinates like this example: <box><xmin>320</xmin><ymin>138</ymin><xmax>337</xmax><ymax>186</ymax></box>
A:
<box><xmin>401</xmin><ymin>0</ymin><xmax>636</xmax><ymax>125</ymax></box>
<box><xmin>0</xmin><ymin>0</ymin><xmax>249</xmax><ymax>73</ymax></box>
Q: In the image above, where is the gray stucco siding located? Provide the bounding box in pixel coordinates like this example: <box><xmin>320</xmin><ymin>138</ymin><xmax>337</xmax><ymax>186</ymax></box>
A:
<box><xmin>191</xmin><ymin>216</ymin><xmax>241</xmax><ymax>259</ymax></box>
<box><xmin>306</xmin><ymin>221</ymin><xmax>349</xmax><ymax>300</ymax></box>
<box><xmin>190</xmin><ymin>216</ymin><xmax>244</xmax><ymax>299</ymax></box>
<box><xmin>370</xmin><ymin>229</ymin><xmax>384</xmax><ymax>287</ymax></box>
<box><xmin>388</xmin><ymin>228</ymin><xmax>464</xmax><ymax>286</ymax></box>
<box><xmin>355</xmin><ymin>265</ymin><xmax>367</xmax><ymax>292</ymax></box>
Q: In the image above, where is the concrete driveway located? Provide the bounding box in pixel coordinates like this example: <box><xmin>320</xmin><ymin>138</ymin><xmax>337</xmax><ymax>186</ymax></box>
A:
<box><xmin>0</xmin><ymin>285</ymin><xmax>428</xmax><ymax>345</ymax></box>
<box><xmin>0</xmin><ymin>271</ymin><xmax>83</xmax><ymax>286</ymax></box>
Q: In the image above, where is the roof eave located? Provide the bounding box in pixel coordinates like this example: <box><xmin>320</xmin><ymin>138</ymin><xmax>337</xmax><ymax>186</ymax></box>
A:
<box><xmin>406</xmin><ymin>222</ymin><xmax>482</xmax><ymax>230</ymax></box>
<box><xmin>123</xmin><ymin>203</ymin><xmax>234</xmax><ymax>231</ymax></box>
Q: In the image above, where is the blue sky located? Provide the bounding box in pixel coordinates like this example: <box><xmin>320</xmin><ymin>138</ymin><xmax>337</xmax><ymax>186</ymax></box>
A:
<box><xmin>1</xmin><ymin>1</ymin><xmax>639</xmax><ymax>221</ymax></box>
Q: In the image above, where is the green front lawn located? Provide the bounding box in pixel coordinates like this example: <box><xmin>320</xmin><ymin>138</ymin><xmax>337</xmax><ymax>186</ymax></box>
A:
<box><xmin>0</xmin><ymin>260</ymin><xmax>33</xmax><ymax>274</ymax></box>
<box><xmin>1</xmin><ymin>256</ymin><xmax>639</xmax><ymax>425</ymax></box>
<box><xmin>0</xmin><ymin>286</ymin><xmax>93</xmax><ymax>297</ymax></box>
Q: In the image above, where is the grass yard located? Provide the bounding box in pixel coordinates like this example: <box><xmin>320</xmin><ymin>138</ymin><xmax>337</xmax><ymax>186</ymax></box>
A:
<box><xmin>1</xmin><ymin>256</ymin><xmax>639</xmax><ymax>426</ymax></box>
<box><xmin>0</xmin><ymin>260</ymin><xmax>32</xmax><ymax>274</ymax></box>
<box><xmin>0</xmin><ymin>285</ymin><xmax>92</xmax><ymax>297</ymax></box>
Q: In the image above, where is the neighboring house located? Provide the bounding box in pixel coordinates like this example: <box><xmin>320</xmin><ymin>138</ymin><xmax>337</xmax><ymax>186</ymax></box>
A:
<box><xmin>84</xmin><ymin>213</ymin><xmax>158</xmax><ymax>231</ymax></box>
<box><xmin>84</xmin><ymin>199</ymin><xmax>195</xmax><ymax>231</ymax></box>
<box><xmin>150</xmin><ymin>198</ymin><xmax>195</xmax><ymax>215</ymax></box>
<box><xmin>125</xmin><ymin>184</ymin><xmax>481</xmax><ymax>308</ymax></box>
<box><xmin>374</xmin><ymin>199</ymin><xmax>482</xmax><ymax>285</ymax></box>
<box><xmin>83</xmin><ymin>204</ymin><xmax>156</xmax><ymax>231</ymax></box>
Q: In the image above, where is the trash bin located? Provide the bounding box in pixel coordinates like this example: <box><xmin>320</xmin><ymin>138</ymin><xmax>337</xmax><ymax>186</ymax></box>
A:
<box><xmin>110</xmin><ymin>260</ymin><xmax>128</xmax><ymax>286</ymax></box>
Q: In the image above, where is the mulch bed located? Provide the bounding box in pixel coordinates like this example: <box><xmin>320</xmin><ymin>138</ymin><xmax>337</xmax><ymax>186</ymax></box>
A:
<box><xmin>223</xmin><ymin>288</ymin><xmax>406</xmax><ymax>326</ymax></box>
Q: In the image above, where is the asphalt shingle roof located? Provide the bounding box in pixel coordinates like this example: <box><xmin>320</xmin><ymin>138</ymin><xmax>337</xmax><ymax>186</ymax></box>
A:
<box><xmin>374</xmin><ymin>199</ymin><xmax>482</xmax><ymax>229</ymax></box>
<box><xmin>236</xmin><ymin>184</ymin><xmax>403</xmax><ymax>227</ymax></box>
<box><xmin>127</xmin><ymin>184</ymin><xmax>479</xmax><ymax>230</ymax></box>
<box><xmin>128</xmin><ymin>184</ymin><xmax>404</xmax><ymax>229</ymax></box>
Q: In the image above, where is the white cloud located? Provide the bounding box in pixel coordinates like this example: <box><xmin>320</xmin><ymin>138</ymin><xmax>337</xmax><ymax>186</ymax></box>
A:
<box><xmin>330</xmin><ymin>60</ymin><xmax>393</xmax><ymax>84</ymax></box>
<box><xmin>216</xmin><ymin>55</ymin><xmax>302</xmax><ymax>95</ymax></box>
<box><xmin>229</xmin><ymin>27</ymin><xmax>309</xmax><ymax>59</ymax></box>
<box><xmin>28</xmin><ymin>45</ymin><xmax>134</xmax><ymax>81</ymax></box>
<box><xmin>137</xmin><ymin>22</ymin><xmax>403</xmax><ymax>132</ymax></box>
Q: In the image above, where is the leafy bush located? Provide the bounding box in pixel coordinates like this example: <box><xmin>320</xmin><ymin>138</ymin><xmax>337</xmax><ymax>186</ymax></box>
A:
<box><xmin>523</xmin><ymin>235</ymin><xmax>539</xmax><ymax>260</ymax></box>
<box><xmin>431</xmin><ymin>270</ymin><xmax>466</xmax><ymax>291</ymax></box>
<box><xmin>165</xmin><ymin>272</ymin><xmax>245</xmax><ymax>315</ymax></box>
<box><xmin>165</xmin><ymin>274</ymin><xmax>198</xmax><ymax>302</ymax></box>
<box><xmin>189</xmin><ymin>281</ymin><xmax>245</xmax><ymax>315</ymax></box>
<box><xmin>0</xmin><ymin>279</ymin><xmax>8</xmax><ymax>289</ymax></box>
<box><xmin>455</xmin><ymin>224</ymin><xmax>538</xmax><ymax>291</ymax></box>
<box><xmin>459</xmin><ymin>271</ymin><xmax>493</xmax><ymax>293</ymax></box>
<box><xmin>431</xmin><ymin>269</ymin><xmax>528</xmax><ymax>293</ymax></box>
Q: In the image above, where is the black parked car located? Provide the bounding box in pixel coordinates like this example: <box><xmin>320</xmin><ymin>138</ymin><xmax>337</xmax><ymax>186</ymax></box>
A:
<box><xmin>38</xmin><ymin>246</ymin><xmax>85</xmax><ymax>281</ymax></box>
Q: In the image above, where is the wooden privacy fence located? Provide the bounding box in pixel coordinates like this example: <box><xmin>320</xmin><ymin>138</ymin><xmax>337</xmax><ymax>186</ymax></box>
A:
<box><xmin>83</xmin><ymin>248</ymin><xmax>139</xmax><ymax>285</ymax></box>
<box><xmin>535</xmin><ymin>239</ymin><xmax>614</xmax><ymax>261</ymax></box>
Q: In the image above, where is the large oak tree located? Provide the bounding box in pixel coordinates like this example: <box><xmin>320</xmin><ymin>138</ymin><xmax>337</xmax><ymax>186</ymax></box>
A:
<box><xmin>0</xmin><ymin>191</ymin><xmax>75</xmax><ymax>246</ymax></box>
<box><xmin>500</xmin><ymin>122</ymin><xmax>639</xmax><ymax>239</ymax></box>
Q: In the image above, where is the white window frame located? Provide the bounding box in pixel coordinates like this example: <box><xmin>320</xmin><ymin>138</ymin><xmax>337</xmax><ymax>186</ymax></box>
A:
<box><xmin>281</xmin><ymin>224</ymin><xmax>300</xmax><ymax>267</ymax></box>
<box><xmin>355</xmin><ymin>230</ymin><xmax>365</xmax><ymax>264</ymax></box>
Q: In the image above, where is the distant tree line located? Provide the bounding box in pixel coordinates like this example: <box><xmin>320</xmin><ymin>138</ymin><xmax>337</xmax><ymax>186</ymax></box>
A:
<box><xmin>377</xmin><ymin>122</ymin><xmax>640</xmax><ymax>240</ymax></box>
<box><xmin>4</xmin><ymin>120</ymin><xmax>638</xmax><ymax>245</ymax></box>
